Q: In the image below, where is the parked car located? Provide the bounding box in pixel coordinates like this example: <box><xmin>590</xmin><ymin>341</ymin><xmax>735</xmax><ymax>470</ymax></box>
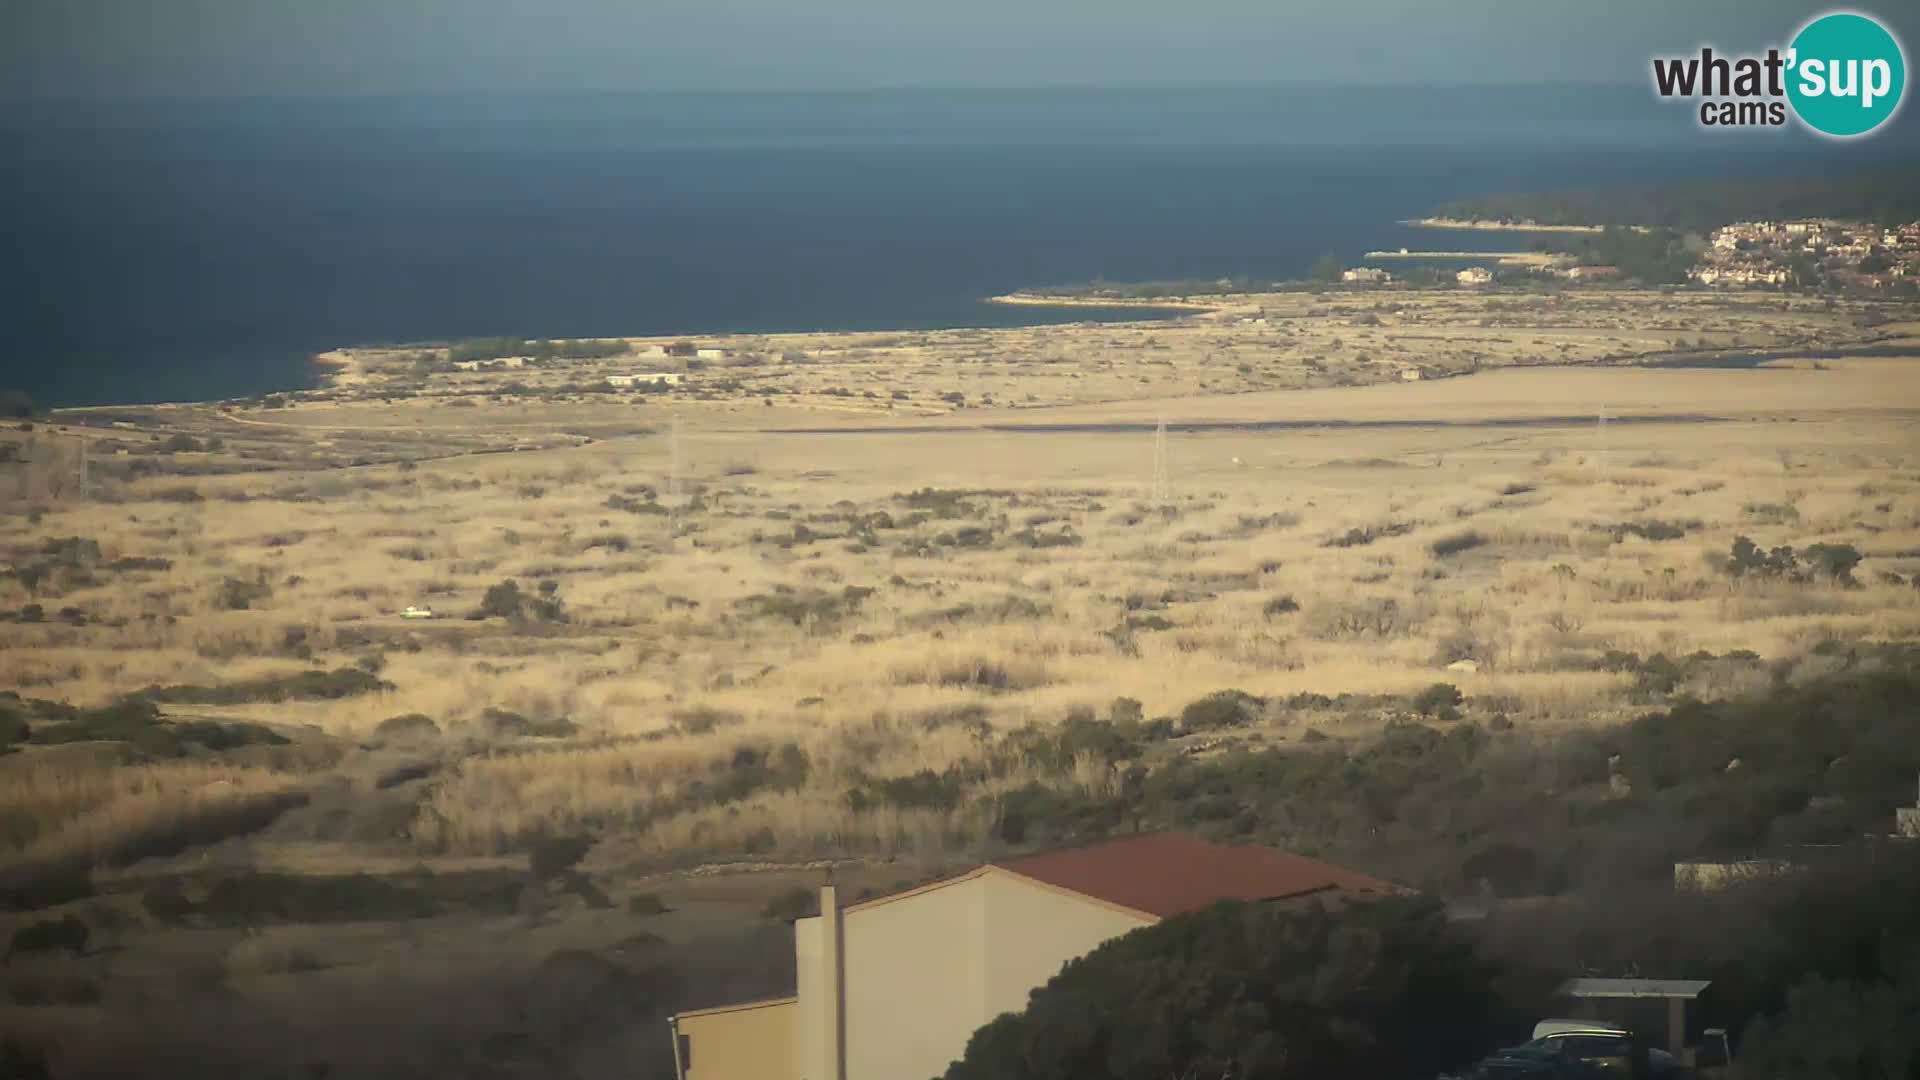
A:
<box><xmin>1447</xmin><ymin>1024</ymin><xmax>1677</xmax><ymax>1080</ymax></box>
<box><xmin>1443</xmin><ymin>1044</ymin><xmax>1609</xmax><ymax>1080</ymax></box>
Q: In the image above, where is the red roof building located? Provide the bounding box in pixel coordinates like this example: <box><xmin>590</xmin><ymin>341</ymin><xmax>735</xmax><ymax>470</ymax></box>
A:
<box><xmin>672</xmin><ymin>833</ymin><xmax>1407</xmax><ymax>1080</ymax></box>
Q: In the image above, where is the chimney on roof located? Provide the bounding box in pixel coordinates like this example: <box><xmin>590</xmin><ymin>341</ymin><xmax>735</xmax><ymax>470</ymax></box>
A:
<box><xmin>815</xmin><ymin>881</ymin><xmax>846</xmax><ymax>1080</ymax></box>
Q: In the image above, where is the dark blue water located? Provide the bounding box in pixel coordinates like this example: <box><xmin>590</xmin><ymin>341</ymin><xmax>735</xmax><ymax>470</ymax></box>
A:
<box><xmin>2</xmin><ymin>87</ymin><xmax>1911</xmax><ymax>407</ymax></box>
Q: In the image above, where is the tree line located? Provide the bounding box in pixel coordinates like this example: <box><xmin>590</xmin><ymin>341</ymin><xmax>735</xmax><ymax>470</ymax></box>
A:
<box><xmin>447</xmin><ymin>337</ymin><xmax>631</xmax><ymax>363</ymax></box>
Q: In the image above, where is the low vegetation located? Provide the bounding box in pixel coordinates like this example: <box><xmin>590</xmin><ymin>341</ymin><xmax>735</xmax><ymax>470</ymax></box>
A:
<box><xmin>1</xmin><ymin>304</ymin><xmax>1916</xmax><ymax>1076</ymax></box>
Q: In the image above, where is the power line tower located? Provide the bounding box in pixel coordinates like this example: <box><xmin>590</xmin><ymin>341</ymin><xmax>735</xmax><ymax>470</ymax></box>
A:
<box><xmin>1150</xmin><ymin>417</ymin><xmax>1171</xmax><ymax>505</ymax></box>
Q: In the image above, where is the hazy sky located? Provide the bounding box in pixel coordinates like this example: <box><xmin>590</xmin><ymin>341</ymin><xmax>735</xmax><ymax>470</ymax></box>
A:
<box><xmin>2</xmin><ymin>0</ymin><xmax>1885</xmax><ymax>100</ymax></box>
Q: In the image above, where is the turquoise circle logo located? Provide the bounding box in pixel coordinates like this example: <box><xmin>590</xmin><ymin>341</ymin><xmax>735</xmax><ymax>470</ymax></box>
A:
<box><xmin>1787</xmin><ymin>12</ymin><xmax>1907</xmax><ymax>137</ymax></box>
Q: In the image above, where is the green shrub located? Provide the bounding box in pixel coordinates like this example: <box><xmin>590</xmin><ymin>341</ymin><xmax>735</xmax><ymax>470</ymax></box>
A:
<box><xmin>529</xmin><ymin>835</ymin><xmax>594</xmax><ymax>881</ymax></box>
<box><xmin>902</xmin><ymin>488</ymin><xmax>1007</xmax><ymax>518</ymax></box>
<box><xmin>672</xmin><ymin>707</ymin><xmax>743</xmax><ymax>735</ymax></box>
<box><xmin>481</xmin><ymin>707</ymin><xmax>577</xmax><ymax>738</ymax></box>
<box><xmin>1411</xmin><ymin>682</ymin><xmax>1465</xmax><ymax>720</ymax></box>
<box><xmin>477</xmin><ymin>579</ymin><xmax>567</xmax><ymax>622</ymax></box>
<box><xmin>374</xmin><ymin>713</ymin><xmax>440</xmax><ymax>741</ymax></box>
<box><xmin>6</xmin><ymin>974</ymin><xmax>101</xmax><ymax>1007</ymax></box>
<box><xmin>761</xmin><ymin>887</ymin><xmax>816</xmax><ymax>921</ymax></box>
<box><xmin>690</xmin><ymin>743</ymin><xmax>810</xmax><ymax>808</ymax></box>
<box><xmin>1600</xmin><ymin>519</ymin><xmax>1692</xmax><ymax>542</ymax></box>
<box><xmin>1324</xmin><ymin>521</ymin><xmax>1414</xmax><ymax>548</ymax></box>
<box><xmin>847</xmin><ymin>769</ymin><xmax>970</xmax><ymax>812</ymax></box>
<box><xmin>1180</xmin><ymin>689</ymin><xmax>1264</xmax><ymax>732</ymax></box>
<box><xmin>375</xmin><ymin>762</ymin><xmax>437</xmax><ymax>788</ymax></box>
<box><xmin>0</xmin><ymin>705</ymin><xmax>27</xmax><ymax>747</ymax></box>
<box><xmin>199</xmin><ymin>870</ymin><xmax>522</xmax><ymax>926</ymax></box>
<box><xmin>216</xmin><ymin>573</ymin><xmax>273</xmax><ymax>611</ymax></box>
<box><xmin>0</xmin><ymin>870</ymin><xmax>93</xmax><ymax>912</ymax></box>
<box><xmin>739</xmin><ymin>586</ymin><xmax>874</xmax><ymax>628</ymax></box>
<box><xmin>1429</xmin><ymin>530</ymin><xmax>1488</xmax><ymax>557</ymax></box>
<box><xmin>556</xmin><ymin>869</ymin><xmax>613</xmax><ymax>909</ymax></box>
<box><xmin>1009</xmin><ymin>526</ymin><xmax>1081</xmax><ymax>549</ymax></box>
<box><xmin>606</xmin><ymin>492</ymin><xmax>669</xmax><ymax>516</ymax></box>
<box><xmin>92</xmin><ymin>791</ymin><xmax>310</xmax><ymax>871</ymax></box>
<box><xmin>7</xmin><ymin>915</ymin><xmax>88</xmax><ymax>958</ymax></box>
<box><xmin>1802</xmin><ymin>542</ymin><xmax>1863</xmax><ymax>584</ymax></box>
<box><xmin>19</xmin><ymin>695</ymin><xmax>286</xmax><ymax>757</ymax></box>
<box><xmin>1721</xmin><ymin>537</ymin><xmax>1861</xmax><ymax>585</ymax></box>
<box><xmin>1262</xmin><ymin>594</ymin><xmax>1300</xmax><ymax>617</ymax></box>
<box><xmin>627</xmin><ymin>893</ymin><xmax>670</xmax><ymax>916</ymax></box>
<box><xmin>139</xmin><ymin>667</ymin><xmax>392</xmax><ymax>705</ymax></box>
<box><xmin>0</xmin><ymin>1037</ymin><xmax>50</xmax><ymax>1077</ymax></box>
<box><xmin>1460</xmin><ymin>842</ymin><xmax>1549</xmax><ymax>897</ymax></box>
<box><xmin>943</xmin><ymin>898</ymin><xmax>1492</xmax><ymax>1080</ymax></box>
<box><xmin>992</xmin><ymin>783</ymin><xmax>1127</xmax><ymax>846</ymax></box>
<box><xmin>27</xmin><ymin>697</ymin><xmax>163</xmax><ymax>747</ymax></box>
<box><xmin>141</xmin><ymin>880</ymin><xmax>196</xmax><ymax>925</ymax></box>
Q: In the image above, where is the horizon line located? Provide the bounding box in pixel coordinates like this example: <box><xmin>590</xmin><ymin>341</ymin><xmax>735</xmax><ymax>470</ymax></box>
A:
<box><xmin>2</xmin><ymin>81</ymin><xmax>1655</xmax><ymax>107</ymax></box>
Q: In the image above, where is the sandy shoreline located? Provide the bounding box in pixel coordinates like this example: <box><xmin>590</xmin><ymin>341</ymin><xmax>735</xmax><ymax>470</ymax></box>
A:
<box><xmin>312</xmin><ymin>349</ymin><xmax>372</xmax><ymax>390</ymax></box>
<box><xmin>1362</xmin><ymin>250</ymin><xmax>1563</xmax><ymax>267</ymax></box>
<box><xmin>984</xmin><ymin>293</ymin><xmax>1224</xmax><ymax>311</ymax></box>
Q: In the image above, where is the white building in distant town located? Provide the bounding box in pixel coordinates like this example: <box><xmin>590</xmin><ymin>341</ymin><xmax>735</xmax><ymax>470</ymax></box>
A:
<box><xmin>453</xmin><ymin>356</ymin><xmax>529</xmax><ymax>372</ymax></box>
<box><xmin>607</xmin><ymin>373</ymin><xmax>685</xmax><ymax>389</ymax></box>
<box><xmin>1342</xmin><ymin>267</ymin><xmax>1391</xmax><ymax>284</ymax></box>
<box><xmin>1691</xmin><ymin>266</ymin><xmax>1789</xmax><ymax>286</ymax></box>
<box><xmin>1456</xmin><ymin>266</ymin><xmax>1494</xmax><ymax>286</ymax></box>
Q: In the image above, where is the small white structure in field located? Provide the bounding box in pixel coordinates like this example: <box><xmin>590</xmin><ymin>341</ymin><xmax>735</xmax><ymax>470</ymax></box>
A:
<box><xmin>400</xmin><ymin>605</ymin><xmax>434</xmax><ymax>620</ymax></box>
<box><xmin>1457</xmin><ymin>266</ymin><xmax>1494</xmax><ymax>286</ymax></box>
<box><xmin>607</xmin><ymin>373</ymin><xmax>684</xmax><ymax>388</ymax></box>
<box><xmin>1400</xmin><ymin>368</ymin><xmax>1424</xmax><ymax>381</ymax></box>
<box><xmin>695</xmin><ymin>348</ymin><xmax>727</xmax><ymax>361</ymax></box>
<box><xmin>1445</xmin><ymin>658</ymin><xmax>1481</xmax><ymax>674</ymax></box>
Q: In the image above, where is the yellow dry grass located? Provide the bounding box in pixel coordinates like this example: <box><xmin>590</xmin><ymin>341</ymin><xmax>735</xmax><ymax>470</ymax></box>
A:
<box><xmin>4</xmin><ymin>311</ymin><xmax>1918</xmax><ymax>863</ymax></box>
<box><xmin>0</xmin><ymin>757</ymin><xmax>301</xmax><ymax>874</ymax></box>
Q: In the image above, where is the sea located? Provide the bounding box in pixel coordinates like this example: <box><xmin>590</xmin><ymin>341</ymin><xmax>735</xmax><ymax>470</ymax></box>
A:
<box><xmin>2</xmin><ymin>85</ymin><xmax>1913</xmax><ymax>408</ymax></box>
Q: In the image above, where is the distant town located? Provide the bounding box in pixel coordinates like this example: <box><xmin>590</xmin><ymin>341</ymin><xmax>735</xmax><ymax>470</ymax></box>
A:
<box><xmin>1691</xmin><ymin>218</ymin><xmax>1920</xmax><ymax>289</ymax></box>
<box><xmin>1339</xmin><ymin>217</ymin><xmax>1920</xmax><ymax>295</ymax></box>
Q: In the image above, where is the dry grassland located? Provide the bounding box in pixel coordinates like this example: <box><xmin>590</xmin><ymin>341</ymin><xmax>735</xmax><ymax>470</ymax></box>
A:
<box><xmin>4</xmin><ymin>290</ymin><xmax>1919</xmax><ymax>878</ymax></box>
<box><xmin>291</xmin><ymin>289</ymin><xmax>1887</xmax><ymax>422</ymax></box>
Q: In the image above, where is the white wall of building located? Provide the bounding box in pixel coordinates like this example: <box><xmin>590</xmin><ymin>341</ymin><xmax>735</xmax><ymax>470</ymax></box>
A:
<box><xmin>841</xmin><ymin>875</ymin><xmax>990</xmax><ymax>1080</ymax></box>
<box><xmin>980</xmin><ymin>872</ymin><xmax>1151</xmax><ymax>1017</ymax></box>
<box><xmin>794</xmin><ymin>870</ymin><xmax>1155</xmax><ymax>1080</ymax></box>
<box><xmin>794</xmin><ymin>916</ymin><xmax>830</xmax><ymax>1080</ymax></box>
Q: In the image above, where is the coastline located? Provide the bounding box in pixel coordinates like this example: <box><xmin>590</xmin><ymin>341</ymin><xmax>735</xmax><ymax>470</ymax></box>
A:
<box><xmin>311</xmin><ymin>349</ymin><xmax>371</xmax><ymax>390</ymax></box>
<box><xmin>37</xmin><ymin>292</ymin><xmax>1896</xmax><ymax>426</ymax></box>
<box><xmin>984</xmin><ymin>293</ymin><xmax>1224</xmax><ymax>311</ymax></box>
<box><xmin>1362</xmin><ymin>250</ymin><xmax>1563</xmax><ymax>267</ymax></box>
<box><xmin>1402</xmin><ymin>217</ymin><xmax>1609</xmax><ymax>234</ymax></box>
